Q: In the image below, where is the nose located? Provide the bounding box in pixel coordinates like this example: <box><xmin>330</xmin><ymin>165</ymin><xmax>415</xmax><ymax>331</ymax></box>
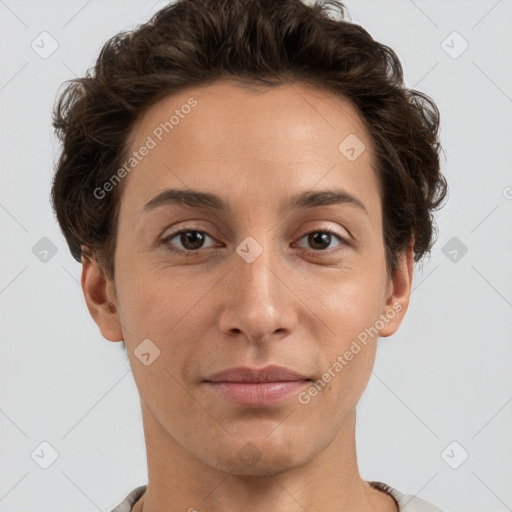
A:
<box><xmin>218</xmin><ymin>239</ymin><xmax>298</xmax><ymax>344</ymax></box>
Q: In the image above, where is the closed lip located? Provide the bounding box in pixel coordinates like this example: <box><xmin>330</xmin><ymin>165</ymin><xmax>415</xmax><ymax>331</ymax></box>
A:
<box><xmin>203</xmin><ymin>365</ymin><xmax>311</xmax><ymax>383</ymax></box>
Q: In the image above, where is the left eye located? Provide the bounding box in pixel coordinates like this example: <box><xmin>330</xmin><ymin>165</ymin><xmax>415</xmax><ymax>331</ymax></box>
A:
<box><xmin>296</xmin><ymin>229</ymin><xmax>345</xmax><ymax>251</ymax></box>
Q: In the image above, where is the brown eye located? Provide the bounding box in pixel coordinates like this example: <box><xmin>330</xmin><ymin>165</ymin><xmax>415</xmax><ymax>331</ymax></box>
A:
<box><xmin>161</xmin><ymin>228</ymin><xmax>216</xmax><ymax>255</ymax></box>
<box><xmin>308</xmin><ymin>232</ymin><xmax>332</xmax><ymax>250</ymax></box>
<box><xmin>296</xmin><ymin>229</ymin><xmax>346</xmax><ymax>252</ymax></box>
<box><xmin>178</xmin><ymin>231</ymin><xmax>206</xmax><ymax>250</ymax></box>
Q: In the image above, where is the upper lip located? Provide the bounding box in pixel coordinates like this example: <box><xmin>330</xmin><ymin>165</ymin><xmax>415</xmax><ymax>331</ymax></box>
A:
<box><xmin>203</xmin><ymin>365</ymin><xmax>311</xmax><ymax>383</ymax></box>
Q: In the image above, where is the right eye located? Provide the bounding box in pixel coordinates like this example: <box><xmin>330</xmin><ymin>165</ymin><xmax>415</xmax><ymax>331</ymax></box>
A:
<box><xmin>161</xmin><ymin>228</ymin><xmax>217</xmax><ymax>256</ymax></box>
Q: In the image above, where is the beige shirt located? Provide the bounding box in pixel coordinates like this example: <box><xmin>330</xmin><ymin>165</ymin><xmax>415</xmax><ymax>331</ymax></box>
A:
<box><xmin>111</xmin><ymin>481</ymin><xmax>444</xmax><ymax>511</ymax></box>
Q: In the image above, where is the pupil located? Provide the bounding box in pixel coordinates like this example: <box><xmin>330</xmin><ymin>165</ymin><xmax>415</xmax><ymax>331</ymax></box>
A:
<box><xmin>182</xmin><ymin>231</ymin><xmax>204</xmax><ymax>250</ymax></box>
<box><xmin>309</xmin><ymin>232</ymin><xmax>330</xmax><ymax>250</ymax></box>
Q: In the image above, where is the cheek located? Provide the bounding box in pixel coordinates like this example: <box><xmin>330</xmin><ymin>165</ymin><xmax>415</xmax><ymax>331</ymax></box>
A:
<box><xmin>115</xmin><ymin>254</ymin><xmax>184</xmax><ymax>331</ymax></box>
<box><xmin>312</xmin><ymin>271</ymin><xmax>386</xmax><ymax>340</ymax></box>
<box><xmin>308</xmin><ymin>275</ymin><xmax>385</xmax><ymax>393</ymax></box>
<box><xmin>115</xmin><ymin>260</ymin><xmax>213</xmax><ymax>373</ymax></box>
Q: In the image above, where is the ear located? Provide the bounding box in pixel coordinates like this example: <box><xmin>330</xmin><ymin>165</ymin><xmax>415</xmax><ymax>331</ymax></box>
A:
<box><xmin>81</xmin><ymin>254</ymin><xmax>124</xmax><ymax>342</ymax></box>
<box><xmin>378</xmin><ymin>242</ymin><xmax>414</xmax><ymax>338</ymax></box>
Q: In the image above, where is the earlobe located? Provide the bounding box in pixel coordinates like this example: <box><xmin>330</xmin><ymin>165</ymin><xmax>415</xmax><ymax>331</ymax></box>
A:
<box><xmin>378</xmin><ymin>243</ymin><xmax>414</xmax><ymax>338</ymax></box>
<box><xmin>81</xmin><ymin>255</ymin><xmax>124</xmax><ymax>342</ymax></box>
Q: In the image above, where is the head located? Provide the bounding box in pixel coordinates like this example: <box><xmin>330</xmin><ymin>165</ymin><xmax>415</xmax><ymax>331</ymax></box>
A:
<box><xmin>51</xmin><ymin>0</ymin><xmax>446</xmax><ymax>475</ymax></box>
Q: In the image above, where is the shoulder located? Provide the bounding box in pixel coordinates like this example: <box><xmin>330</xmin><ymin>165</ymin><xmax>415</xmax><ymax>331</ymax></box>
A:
<box><xmin>368</xmin><ymin>481</ymin><xmax>444</xmax><ymax>512</ymax></box>
<box><xmin>110</xmin><ymin>485</ymin><xmax>147</xmax><ymax>512</ymax></box>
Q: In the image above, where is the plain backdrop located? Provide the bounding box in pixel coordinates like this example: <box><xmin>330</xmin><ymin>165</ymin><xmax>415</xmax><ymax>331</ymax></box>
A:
<box><xmin>1</xmin><ymin>1</ymin><xmax>511</xmax><ymax>511</ymax></box>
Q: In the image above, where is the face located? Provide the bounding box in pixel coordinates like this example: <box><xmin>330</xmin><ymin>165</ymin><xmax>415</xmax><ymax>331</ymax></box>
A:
<box><xmin>83</xmin><ymin>80</ymin><xmax>412</xmax><ymax>477</ymax></box>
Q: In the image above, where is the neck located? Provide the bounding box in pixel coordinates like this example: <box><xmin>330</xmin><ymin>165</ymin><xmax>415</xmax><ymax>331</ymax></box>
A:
<box><xmin>134</xmin><ymin>402</ymin><xmax>397</xmax><ymax>512</ymax></box>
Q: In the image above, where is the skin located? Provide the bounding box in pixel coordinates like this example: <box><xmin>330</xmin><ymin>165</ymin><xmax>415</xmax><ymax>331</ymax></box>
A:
<box><xmin>82</xmin><ymin>80</ymin><xmax>413</xmax><ymax>512</ymax></box>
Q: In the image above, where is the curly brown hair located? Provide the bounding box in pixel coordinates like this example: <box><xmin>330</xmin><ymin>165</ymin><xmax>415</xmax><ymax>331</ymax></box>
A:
<box><xmin>51</xmin><ymin>0</ymin><xmax>447</xmax><ymax>281</ymax></box>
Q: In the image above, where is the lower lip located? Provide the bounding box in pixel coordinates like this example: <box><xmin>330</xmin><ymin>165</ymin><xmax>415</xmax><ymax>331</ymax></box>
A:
<box><xmin>204</xmin><ymin>380</ymin><xmax>310</xmax><ymax>406</ymax></box>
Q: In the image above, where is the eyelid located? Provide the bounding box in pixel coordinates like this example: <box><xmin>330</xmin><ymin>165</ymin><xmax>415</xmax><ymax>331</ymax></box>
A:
<box><xmin>296</xmin><ymin>218</ymin><xmax>352</xmax><ymax>241</ymax></box>
<box><xmin>160</xmin><ymin>220</ymin><xmax>219</xmax><ymax>242</ymax></box>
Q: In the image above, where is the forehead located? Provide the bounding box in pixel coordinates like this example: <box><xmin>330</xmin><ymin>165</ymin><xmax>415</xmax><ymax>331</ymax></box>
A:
<box><xmin>120</xmin><ymin>80</ymin><xmax>379</xmax><ymax>218</ymax></box>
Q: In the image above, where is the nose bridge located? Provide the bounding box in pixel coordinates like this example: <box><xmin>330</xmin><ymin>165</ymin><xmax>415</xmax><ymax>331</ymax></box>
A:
<box><xmin>219</xmin><ymin>232</ymin><xmax>296</xmax><ymax>339</ymax></box>
<box><xmin>235</xmin><ymin>233</ymin><xmax>279</xmax><ymax>309</ymax></box>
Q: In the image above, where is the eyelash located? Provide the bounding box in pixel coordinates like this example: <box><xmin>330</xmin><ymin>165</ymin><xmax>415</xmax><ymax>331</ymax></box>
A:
<box><xmin>160</xmin><ymin>227</ymin><xmax>349</xmax><ymax>258</ymax></box>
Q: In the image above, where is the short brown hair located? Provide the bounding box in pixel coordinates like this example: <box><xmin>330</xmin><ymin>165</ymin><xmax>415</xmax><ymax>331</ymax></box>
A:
<box><xmin>51</xmin><ymin>0</ymin><xmax>447</xmax><ymax>280</ymax></box>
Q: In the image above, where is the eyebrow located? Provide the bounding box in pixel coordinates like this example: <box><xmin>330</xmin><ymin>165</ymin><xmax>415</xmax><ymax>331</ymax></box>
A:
<box><xmin>141</xmin><ymin>188</ymin><xmax>368</xmax><ymax>215</ymax></box>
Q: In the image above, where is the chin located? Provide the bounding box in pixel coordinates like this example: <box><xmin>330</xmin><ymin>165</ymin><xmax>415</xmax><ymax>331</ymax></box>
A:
<box><xmin>206</xmin><ymin>438</ymin><xmax>309</xmax><ymax>476</ymax></box>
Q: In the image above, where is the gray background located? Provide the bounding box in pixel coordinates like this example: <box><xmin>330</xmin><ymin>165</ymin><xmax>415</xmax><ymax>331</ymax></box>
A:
<box><xmin>1</xmin><ymin>0</ymin><xmax>511</xmax><ymax>511</ymax></box>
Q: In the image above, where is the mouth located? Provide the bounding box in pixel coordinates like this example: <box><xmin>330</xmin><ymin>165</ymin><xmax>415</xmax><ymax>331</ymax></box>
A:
<box><xmin>202</xmin><ymin>365</ymin><xmax>312</xmax><ymax>406</ymax></box>
<box><xmin>204</xmin><ymin>364</ymin><xmax>311</xmax><ymax>383</ymax></box>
